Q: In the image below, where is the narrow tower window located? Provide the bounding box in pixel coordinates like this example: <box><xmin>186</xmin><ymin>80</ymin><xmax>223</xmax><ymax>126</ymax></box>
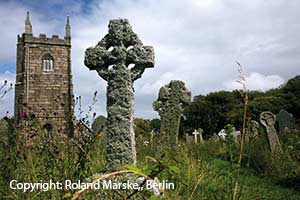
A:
<box><xmin>42</xmin><ymin>54</ymin><xmax>54</xmax><ymax>72</ymax></box>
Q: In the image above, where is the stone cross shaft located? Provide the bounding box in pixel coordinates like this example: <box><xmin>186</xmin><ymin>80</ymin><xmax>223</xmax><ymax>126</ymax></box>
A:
<box><xmin>85</xmin><ymin>19</ymin><xmax>154</xmax><ymax>170</ymax></box>
<box><xmin>153</xmin><ymin>80</ymin><xmax>191</xmax><ymax>146</ymax></box>
<box><xmin>260</xmin><ymin>111</ymin><xmax>283</xmax><ymax>154</ymax></box>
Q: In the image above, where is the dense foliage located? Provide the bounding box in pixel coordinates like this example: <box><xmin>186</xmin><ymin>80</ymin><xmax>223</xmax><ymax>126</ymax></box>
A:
<box><xmin>183</xmin><ymin>76</ymin><xmax>300</xmax><ymax>136</ymax></box>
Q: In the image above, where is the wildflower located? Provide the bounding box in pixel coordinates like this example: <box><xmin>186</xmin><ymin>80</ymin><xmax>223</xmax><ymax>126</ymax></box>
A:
<box><xmin>97</xmin><ymin>132</ymin><xmax>104</xmax><ymax>139</ymax></box>
<box><xmin>21</xmin><ymin>111</ymin><xmax>27</xmax><ymax>119</ymax></box>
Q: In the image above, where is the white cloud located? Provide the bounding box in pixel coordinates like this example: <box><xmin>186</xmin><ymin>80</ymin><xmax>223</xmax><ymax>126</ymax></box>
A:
<box><xmin>223</xmin><ymin>72</ymin><xmax>285</xmax><ymax>91</ymax></box>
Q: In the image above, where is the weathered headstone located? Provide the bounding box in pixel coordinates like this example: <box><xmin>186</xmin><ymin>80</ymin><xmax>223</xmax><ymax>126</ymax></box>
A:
<box><xmin>153</xmin><ymin>80</ymin><xmax>191</xmax><ymax>146</ymax></box>
<box><xmin>92</xmin><ymin>115</ymin><xmax>107</xmax><ymax>134</ymax></box>
<box><xmin>260</xmin><ymin>111</ymin><xmax>283</xmax><ymax>154</ymax></box>
<box><xmin>198</xmin><ymin>128</ymin><xmax>204</xmax><ymax>144</ymax></box>
<box><xmin>276</xmin><ymin>109</ymin><xmax>294</xmax><ymax>133</ymax></box>
<box><xmin>246</xmin><ymin>120</ymin><xmax>259</xmax><ymax>143</ymax></box>
<box><xmin>85</xmin><ymin>19</ymin><xmax>155</xmax><ymax>170</ymax></box>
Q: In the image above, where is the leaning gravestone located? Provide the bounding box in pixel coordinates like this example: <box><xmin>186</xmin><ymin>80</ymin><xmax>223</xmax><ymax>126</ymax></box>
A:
<box><xmin>260</xmin><ymin>111</ymin><xmax>283</xmax><ymax>154</ymax></box>
<box><xmin>276</xmin><ymin>109</ymin><xmax>294</xmax><ymax>133</ymax></box>
<box><xmin>85</xmin><ymin>19</ymin><xmax>155</xmax><ymax>170</ymax></box>
<box><xmin>153</xmin><ymin>80</ymin><xmax>191</xmax><ymax>146</ymax></box>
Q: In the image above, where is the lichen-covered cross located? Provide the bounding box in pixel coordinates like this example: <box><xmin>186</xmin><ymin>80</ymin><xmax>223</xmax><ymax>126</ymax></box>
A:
<box><xmin>260</xmin><ymin>111</ymin><xmax>283</xmax><ymax>154</ymax></box>
<box><xmin>84</xmin><ymin>19</ymin><xmax>154</xmax><ymax>170</ymax></box>
<box><xmin>85</xmin><ymin>19</ymin><xmax>154</xmax><ymax>82</ymax></box>
<box><xmin>153</xmin><ymin>80</ymin><xmax>191</xmax><ymax>146</ymax></box>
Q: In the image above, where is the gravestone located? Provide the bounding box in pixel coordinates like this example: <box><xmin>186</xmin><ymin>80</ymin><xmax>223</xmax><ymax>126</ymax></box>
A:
<box><xmin>218</xmin><ymin>127</ymin><xmax>240</xmax><ymax>143</ymax></box>
<box><xmin>198</xmin><ymin>128</ymin><xmax>204</xmax><ymax>144</ymax></box>
<box><xmin>260</xmin><ymin>111</ymin><xmax>283</xmax><ymax>154</ymax></box>
<box><xmin>276</xmin><ymin>109</ymin><xmax>294</xmax><ymax>132</ymax></box>
<box><xmin>192</xmin><ymin>129</ymin><xmax>199</xmax><ymax>143</ymax></box>
<box><xmin>218</xmin><ymin>129</ymin><xmax>226</xmax><ymax>140</ymax></box>
<box><xmin>246</xmin><ymin>120</ymin><xmax>259</xmax><ymax>143</ymax></box>
<box><xmin>92</xmin><ymin>115</ymin><xmax>107</xmax><ymax>134</ymax></box>
<box><xmin>85</xmin><ymin>19</ymin><xmax>155</xmax><ymax>170</ymax></box>
<box><xmin>153</xmin><ymin>80</ymin><xmax>191</xmax><ymax>146</ymax></box>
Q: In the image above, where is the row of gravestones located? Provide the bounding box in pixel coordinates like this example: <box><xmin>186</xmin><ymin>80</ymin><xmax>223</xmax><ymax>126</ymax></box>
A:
<box><xmin>188</xmin><ymin>110</ymin><xmax>295</xmax><ymax>156</ymax></box>
<box><xmin>86</xmin><ymin>18</ymin><xmax>295</xmax><ymax>171</ymax></box>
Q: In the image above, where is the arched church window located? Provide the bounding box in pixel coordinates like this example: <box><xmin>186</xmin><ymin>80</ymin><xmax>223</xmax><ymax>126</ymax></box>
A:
<box><xmin>42</xmin><ymin>54</ymin><xmax>54</xmax><ymax>72</ymax></box>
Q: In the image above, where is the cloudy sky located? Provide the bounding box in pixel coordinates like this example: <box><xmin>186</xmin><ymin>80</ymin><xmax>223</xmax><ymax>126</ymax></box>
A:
<box><xmin>0</xmin><ymin>0</ymin><xmax>299</xmax><ymax>119</ymax></box>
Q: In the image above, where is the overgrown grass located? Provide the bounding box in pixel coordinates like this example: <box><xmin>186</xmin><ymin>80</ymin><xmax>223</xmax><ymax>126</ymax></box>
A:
<box><xmin>0</xmin><ymin>119</ymin><xmax>300</xmax><ymax>199</ymax></box>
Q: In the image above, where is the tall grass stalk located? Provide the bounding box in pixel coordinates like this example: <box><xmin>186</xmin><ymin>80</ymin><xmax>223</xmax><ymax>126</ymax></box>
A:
<box><xmin>188</xmin><ymin>174</ymin><xmax>202</xmax><ymax>200</ymax></box>
<box><xmin>233</xmin><ymin>62</ymin><xmax>248</xmax><ymax>200</ymax></box>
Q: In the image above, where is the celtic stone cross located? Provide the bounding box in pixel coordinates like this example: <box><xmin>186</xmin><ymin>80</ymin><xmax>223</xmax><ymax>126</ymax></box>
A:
<box><xmin>153</xmin><ymin>80</ymin><xmax>191</xmax><ymax>146</ymax></box>
<box><xmin>85</xmin><ymin>19</ymin><xmax>154</xmax><ymax>170</ymax></box>
<box><xmin>260</xmin><ymin>111</ymin><xmax>283</xmax><ymax>154</ymax></box>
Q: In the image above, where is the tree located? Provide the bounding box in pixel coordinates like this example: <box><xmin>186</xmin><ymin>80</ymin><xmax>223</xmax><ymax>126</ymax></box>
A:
<box><xmin>134</xmin><ymin>118</ymin><xmax>151</xmax><ymax>136</ymax></box>
<box><xmin>150</xmin><ymin>118</ymin><xmax>160</xmax><ymax>132</ymax></box>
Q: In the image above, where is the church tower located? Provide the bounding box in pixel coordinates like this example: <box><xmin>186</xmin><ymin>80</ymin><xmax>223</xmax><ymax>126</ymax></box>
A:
<box><xmin>14</xmin><ymin>12</ymin><xmax>74</xmax><ymax>134</ymax></box>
